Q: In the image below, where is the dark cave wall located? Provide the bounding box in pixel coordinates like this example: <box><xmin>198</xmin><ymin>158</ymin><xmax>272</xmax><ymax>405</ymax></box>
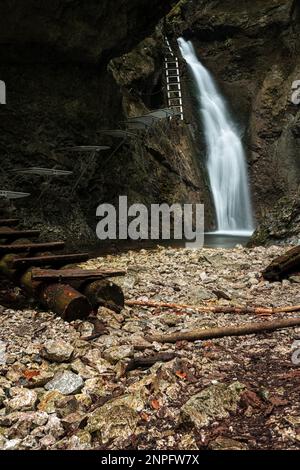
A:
<box><xmin>1</xmin><ymin>0</ymin><xmax>201</xmax><ymax>248</ymax></box>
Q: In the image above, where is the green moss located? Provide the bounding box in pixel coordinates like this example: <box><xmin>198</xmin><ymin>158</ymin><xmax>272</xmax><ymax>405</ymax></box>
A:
<box><xmin>167</xmin><ymin>0</ymin><xmax>188</xmax><ymax>26</ymax></box>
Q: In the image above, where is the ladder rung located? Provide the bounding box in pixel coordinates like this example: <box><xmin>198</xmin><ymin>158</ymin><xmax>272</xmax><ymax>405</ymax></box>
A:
<box><xmin>0</xmin><ymin>219</ymin><xmax>20</xmax><ymax>227</ymax></box>
<box><xmin>12</xmin><ymin>253</ymin><xmax>90</xmax><ymax>269</ymax></box>
<box><xmin>0</xmin><ymin>230</ymin><xmax>40</xmax><ymax>241</ymax></box>
<box><xmin>0</xmin><ymin>241</ymin><xmax>65</xmax><ymax>255</ymax></box>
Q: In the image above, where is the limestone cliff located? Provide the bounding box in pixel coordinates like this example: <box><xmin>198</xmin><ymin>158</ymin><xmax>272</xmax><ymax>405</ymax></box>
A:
<box><xmin>166</xmin><ymin>0</ymin><xmax>300</xmax><ymax>242</ymax></box>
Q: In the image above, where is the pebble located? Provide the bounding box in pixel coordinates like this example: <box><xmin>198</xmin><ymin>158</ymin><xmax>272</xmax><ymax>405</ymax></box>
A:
<box><xmin>41</xmin><ymin>340</ymin><xmax>74</xmax><ymax>363</ymax></box>
<box><xmin>45</xmin><ymin>371</ymin><xmax>84</xmax><ymax>395</ymax></box>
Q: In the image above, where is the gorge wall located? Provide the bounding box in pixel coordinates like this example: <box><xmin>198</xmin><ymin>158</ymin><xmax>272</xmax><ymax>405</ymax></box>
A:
<box><xmin>166</xmin><ymin>0</ymin><xmax>300</xmax><ymax>244</ymax></box>
<box><xmin>1</xmin><ymin>0</ymin><xmax>300</xmax><ymax>247</ymax></box>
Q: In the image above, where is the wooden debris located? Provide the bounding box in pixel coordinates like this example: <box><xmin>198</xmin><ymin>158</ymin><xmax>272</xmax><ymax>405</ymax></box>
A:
<box><xmin>31</xmin><ymin>267</ymin><xmax>126</xmax><ymax>282</ymax></box>
<box><xmin>0</xmin><ymin>241</ymin><xmax>65</xmax><ymax>255</ymax></box>
<box><xmin>0</xmin><ymin>219</ymin><xmax>19</xmax><ymax>227</ymax></box>
<box><xmin>125</xmin><ymin>352</ymin><xmax>176</xmax><ymax>371</ymax></box>
<box><xmin>0</xmin><ymin>230</ymin><xmax>40</xmax><ymax>241</ymax></box>
<box><xmin>12</xmin><ymin>253</ymin><xmax>89</xmax><ymax>269</ymax></box>
<box><xmin>263</xmin><ymin>245</ymin><xmax>300</xmax><ymax>281</ymax></box>
<box><xmin>146</xmin><ymin>317</ymin><xmax>300</xmax><ymax>343</ymax></box>
<box><xmin>125</xmin><ymin>299</ymin><xmax>300</xmax><ymax>315</ymax></box>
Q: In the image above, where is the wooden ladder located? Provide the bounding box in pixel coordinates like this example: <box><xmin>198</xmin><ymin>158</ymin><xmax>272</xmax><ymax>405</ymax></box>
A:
<box><xmin>164</xmin><ymin>37</ymin><xmax>184</xmax><ymax>120</ymax></box>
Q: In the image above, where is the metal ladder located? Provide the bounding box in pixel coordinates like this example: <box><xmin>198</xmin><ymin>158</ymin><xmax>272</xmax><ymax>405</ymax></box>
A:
<box><xmin>164</xmin><ymin>37</ymin><xmax>184</xmax><ymax>120</ymax></box>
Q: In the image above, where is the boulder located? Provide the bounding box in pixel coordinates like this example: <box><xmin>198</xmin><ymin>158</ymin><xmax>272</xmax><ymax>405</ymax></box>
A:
<box><xmin>180</xmin><ymin>382</ymin><xmax>245</xmax><ymax>428</ymax></box>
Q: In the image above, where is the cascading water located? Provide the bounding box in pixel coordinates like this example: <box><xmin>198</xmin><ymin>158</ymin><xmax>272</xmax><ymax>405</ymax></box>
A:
<box><xmin>178</xmin><ymin>38</ymin><xmax>254</xmax><ymax>235</ymax></box>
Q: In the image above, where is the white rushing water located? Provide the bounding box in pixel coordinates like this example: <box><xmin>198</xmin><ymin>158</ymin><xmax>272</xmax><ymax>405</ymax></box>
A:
<box><xmin>178</xmin><ymin>38</ymin><xmax>254</xmax><ymax>235</ymax></box>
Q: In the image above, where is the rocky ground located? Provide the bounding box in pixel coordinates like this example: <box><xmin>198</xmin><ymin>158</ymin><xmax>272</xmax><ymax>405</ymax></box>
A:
<box><xmin>0</xmin><ymin>244</ymin><xmax>300</xmax><ymax>450</ymax></box>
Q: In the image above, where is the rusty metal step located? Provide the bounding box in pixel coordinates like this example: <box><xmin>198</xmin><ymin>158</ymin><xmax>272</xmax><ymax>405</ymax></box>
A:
<box><xmin>12</xmin><ymin>253</ymin><xmax>89</xmax><ymax>269</ymax></box>
<box><xmin>0</xmin><ymin>219</ymin><xmax>20</xmax><ymax>227</ymax></box>
<box><xmin>0</xmin><ymin>241</ymin><xmax>65</xmax><ymax>255</ymax></box>
<box><xmin>0</xmin><ymin>230</ymin><xmax>40</xmax><ymax>241</ymax></box>
<box><xmin>31</xmin><ymin>268</ymin><xmax>126</xmax><ymax>282</ymax></box>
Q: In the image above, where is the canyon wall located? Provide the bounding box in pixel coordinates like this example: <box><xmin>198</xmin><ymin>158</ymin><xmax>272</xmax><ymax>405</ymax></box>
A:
<box><xmin>166</xmin><ymin>0</ymin><xmax>300</xmax><ymax>243</ymax></box>
<box><xmin>1</xmin><ymin>0</ymin><xmax>300</xmax><ymax>246</ymax></box>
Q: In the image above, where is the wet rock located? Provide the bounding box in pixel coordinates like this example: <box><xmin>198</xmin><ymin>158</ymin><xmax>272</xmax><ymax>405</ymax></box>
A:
<box><xmin>103</xmin><ymin>345</ymin><xmax>134</xmax><ymax>364</ymax></box>
<box><xmin>84</xmin><ymin>349</ymin><xmax>113</xmax><ymax>373</ymax></box>
<box><xmin>188</xmin><ymin>286</ymin><xmax>216</xmax><ymax>303</ymax></box>
<box><xmin>209</xmin><ymin>436</ymin><xmax>249</xmax><ymax>450</ymax></box>
<box><xmin>71</xmin><ymin>359</ymin><xmax>98</xmax><ymax>379</ymax></box>
<box><xmin>26</xmin><ymin>370</ymin><xmax>54</xmax><ymax>388</ymax></box>
<box><xmin>41</xmin><ymin>340</ymin><xmax>74</xmax><ymax>363</ymax></box>
<box><xmin>0</xmin><ymin>388</ymin><xmax>5</xmax><ymax>406</ymax></box>
<box><xmin>38</xmin><ymin>391</ymin><xmax>64</xmax><ymax>413</ymax></box>
<box><xmin>160</xmin><ymin>313</ymin><xmax>182</xmax><ymax>327</ymax></box>
<box><xmin>43</xmin><ymin>415</ymin><xmax>64</xmax><ymax>439</ymax></box>
<box><xmin>55</xmin><ymin>396</ymin><xmax>79</xmax><ymax>418</ymax></box>
<box><xmin>57</xmin><ymin>430</ymin><xmax>92</xmax><ymax>450</ymax></box>
<box><xmin>3</xmin><ymin>438</ymin><xmax>21</xmax><ymax>450</ymax></box>
<box><xmin>82</xmin><ymin>378</ymin><xmax>108</xmax><ymax>399</ymax></box>
<box><xmin>123</xmin><ymin>275</ymin><xmax>138</xmax><ymax>290</ymax></box>
<box><xmin>40</xmin><ymin>434</ymin><xmax>56</xmax><ymax>449</ymax></box>
<box><xmin>6</xmin><ymin>411</ymin><xmax>48</xmax><ymax>439</ymax></box>
<box><xmin>180</xmin><ymin>382</ymin><xmax>245</xmax><ymax>428</ymax></box>
<box><xmin>19</xmin><ymin>435</ymin><xmax>38</xmax><ymax>449</ymax></box>
<box><xmin>45</xmin><ymin>370</ymin><xmax>84</xmax><ymax>395</ymax></box>
<box><xmin>61</xmin><ymin>412</ymin><xmax>87</xmax><ymax>431</ymax></box>
<box><xmin>86</xmin><ymin>394</ymin><xmax>144</xmax><ymax>444</ymax></box>
<box><xmin>5</xmin><ymin>387</ymin><xmax>38</xmax><ymax>412</ymax></box>
<box><xmin>77</xmin><ymin>321</ymin><xmax>94</xmax><ymax>338</ymax></box>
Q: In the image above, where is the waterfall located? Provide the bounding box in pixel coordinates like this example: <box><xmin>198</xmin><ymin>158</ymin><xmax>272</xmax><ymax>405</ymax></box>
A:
<box><xmin>178</xmin><ymin>38</ymin><xmax>254</xmax><ymax>235</ymax></box>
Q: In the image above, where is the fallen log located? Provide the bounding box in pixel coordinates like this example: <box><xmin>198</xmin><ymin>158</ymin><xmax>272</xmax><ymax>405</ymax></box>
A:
<box><xmin>125</xmin><ymin>299</ymin><xmax>300</xmax><ymax>315</ymax></box>
<box><xmin>263</xmin><ymin>246</ymin><xmax>300</xmax><ymax>281</ymax></box>
<box><xmin>146</xmin><ymin>317</ymin><xmax>300</xmax><ymax>343</ymax></box>
<box><xmin>31</xmin><ymin>267</ymin><xmax>126</xmax><ymax>282</ymax></box>
<box><xmin>0</xmin><ymin>241</ymin><xmax>65</xmax><ymax>255</ymax></box>
<box><xmin>81</xmin><ymin>279</ymin><xmax>125</xmax><ymax>313</ymax></box>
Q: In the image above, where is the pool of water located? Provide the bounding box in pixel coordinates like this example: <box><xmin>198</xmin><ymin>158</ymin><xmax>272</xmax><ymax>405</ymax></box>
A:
<box><xmin>90</xmin><ymin>231</ymin><xmax>253</xmax><ymax>257</ymax></box>
<box><xmin>204</xmin><ymin>231</ymin><xmax>253</xmax><ymax>249</ymax></box>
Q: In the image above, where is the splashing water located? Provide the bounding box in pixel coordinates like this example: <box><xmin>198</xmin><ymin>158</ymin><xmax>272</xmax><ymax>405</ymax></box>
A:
<box><xmin>178</xmin><ymin>38</ymin><xmax>254</xmax><ymax>235</ymax></box>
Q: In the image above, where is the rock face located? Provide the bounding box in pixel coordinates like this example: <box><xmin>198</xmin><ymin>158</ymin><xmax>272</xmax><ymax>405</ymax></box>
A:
<box><xmin>167</xmin><ymin>0</ymin><xmax>300</xmax><ymax>239</ymax></box>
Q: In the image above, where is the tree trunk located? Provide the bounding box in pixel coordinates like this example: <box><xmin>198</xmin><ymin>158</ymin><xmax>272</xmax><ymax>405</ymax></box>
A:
<box><xmin>146</xmin><ymin>317</ymin><xmax>300</xmax><ymax>343</ymax></box>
